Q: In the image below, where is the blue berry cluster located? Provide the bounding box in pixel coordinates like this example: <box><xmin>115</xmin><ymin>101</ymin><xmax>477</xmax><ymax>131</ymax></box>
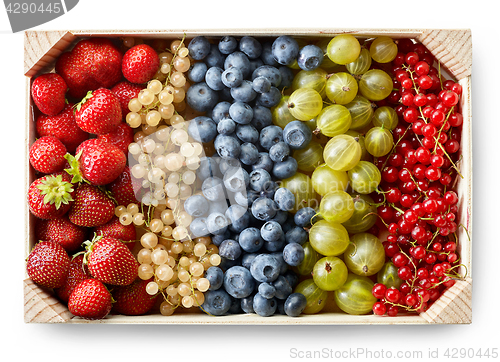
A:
<box><xmin>182</xmin><ymin>35</ymin><xmax>323</xmax><ymax>317</ymax></box>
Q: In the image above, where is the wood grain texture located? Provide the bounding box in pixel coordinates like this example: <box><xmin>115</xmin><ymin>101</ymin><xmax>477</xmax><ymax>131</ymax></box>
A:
<box><xmin>416</xmin><ymin>29</ymin><xmax>472</xmax><ymax>80</ymax></box>
<box><xmin>420</xmin><ymin>278</ymin><xmax>472</xmax><ymax>324</ymax></box>
<box><xmin>24</xmin><ymin>31</ymin><xmax>76</xmax><ymax>77</ymax></box>
<box><xmin>24</xmin><ymin>279</ymin><xmax>73</xmax><ymax>323</ymax></box>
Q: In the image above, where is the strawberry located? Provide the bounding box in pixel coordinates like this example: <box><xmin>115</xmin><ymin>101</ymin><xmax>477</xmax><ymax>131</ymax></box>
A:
<box><xmin>36</xmin><ymin>103</ymin><xmax>89</xmax><ymax>153</ymax></box>
<box><xmin>83</xmin><ymin>235</ymin><xmax>139</xmax><ymax>286</ymax></box>
<box><xmin>68</xmin><ymin>278</ymin><xmax>112</xmax><ymax>320</ymax></box>
<box><xmin>26</xmin><ymin>240</ymin><xmax>70</xmax><ymax>289</ymax></box>
<box><xmin>35</xmin><ymin>216</ymin><xmax>87</xmax><ymax>252</ymax></box>
<box><xmin>74</xmin><ymin>88</ymin><xmax>122</xmax><ymax>135</ymax></box>
<box><xmin>28</xmin><ymin>173</ymin><xmax>74</xmax><ymax>220</ymax></box>
<box><xmin>94</xmin><ymin>216</ymin><xmax>137</xmax><ymax>251</ymax></box>
<box><xmin>55</xmin><ymin>38</ymin><xmax>123</xmax><ymax>99</ymax></box>
<box><xmin>31</xmin><ymin>73</ymin><xmax>68</xmax><ymax>116</ymax></box>
<box><xmin>122</xmin><ymin>44</ymin><xmax>160</xmax><ymax>84</ymax></box>
<box><xmin>68</xmin><ymin>183</ymin><xmax>115</xmax><ymax>227</ymax></box>
<box><xmin>55</xmin><ymin>254</ymin><xmax>92</xmax><ymax>302</ymax></box>
<box><xmin>98</xmin><ymin>122</ymin><xmax>134</xmax><ymax>155</ymax></box>
<box><xmin>65</xmin><ymin>138</ymin><xmax>126</xmax><ymax>186</ymax></box>
<box><xmin>112</xmin><ymin>278</ymin><xmax>158</xmax><ymax>316</ymax></box>
<box><xmin>107</xmin><ymin>166</ymin><xmax>141</xmax><ymax>206</ymax></box>
<box><xmin>111</xmin><ymin>81</ymin><xmax>145</xmax><ymax>116</ymax></box>
<box><xmin>29</xmin><ymin>136</ymin><xmax>67</xmax><ymax>174</ymax></box>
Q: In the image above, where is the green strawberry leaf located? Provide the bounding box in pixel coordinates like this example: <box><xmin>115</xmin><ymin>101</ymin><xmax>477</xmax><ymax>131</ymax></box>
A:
<box><xmin>36</xmin><ymin>174</ymin><xmax>74</xmax><ymax>209</ymax></box>
<box><xmin>64</xmin><ymin>151</ymin><xmax>87</xmax><ymax>184</ymax></box>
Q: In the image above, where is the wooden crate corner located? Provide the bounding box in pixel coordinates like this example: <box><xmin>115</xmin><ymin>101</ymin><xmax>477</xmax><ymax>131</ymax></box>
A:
<box><xmin>24</xmin><ymin>278</ymin><xmax>73</xmax><ymax>323</ymax></box>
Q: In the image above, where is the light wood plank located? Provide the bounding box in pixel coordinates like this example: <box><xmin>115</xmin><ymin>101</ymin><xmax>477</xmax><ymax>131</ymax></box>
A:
<box><xmin>24</xmin><ymin>279</ymin><xmax>73</xmax><ymax>323</ymax></box>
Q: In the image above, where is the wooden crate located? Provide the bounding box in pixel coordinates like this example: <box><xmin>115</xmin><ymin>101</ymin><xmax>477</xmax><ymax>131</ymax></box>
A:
<box><xmin>24</xmin><ymin>29</ymin><xmax>473</xmax><ymax>324</ymax></box>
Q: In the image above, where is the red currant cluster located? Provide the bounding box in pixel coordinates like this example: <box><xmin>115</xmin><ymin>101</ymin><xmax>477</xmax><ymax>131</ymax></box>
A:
<box><xmin>369</xmin><ymin>39</ymin><xmax>465</xmax><ymax>317</ymax></box>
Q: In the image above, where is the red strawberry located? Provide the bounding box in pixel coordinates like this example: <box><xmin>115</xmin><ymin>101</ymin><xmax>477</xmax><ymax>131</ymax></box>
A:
<box><xmin>26</xmin><ymin>240</ymin><xmax>70</xmax><ymax>289</ymax></box>
<box><xmin>28</xmin><ymin>173</ymin><xmax>74</xmax><ymax>220</ymax></box>
<box><xmin>111</xmin><ymin>81</ymin><xmax>145</xmax><ymax>116</ymax></box>
<box><xmin>55</xmin><ymin>254</ymin><xmax>92</xmax><ymax>302</ymax></box>
<box><xmin>29</xmin><ymin>136</ymin><xmax>67</xmax><ymax>174</ymax></box>
<box><xmin>56</xmin><ymin>38</ymin><xmax>123</xmax><ymax>99</ymax></box>
<box><xmin>94</xmin><ymin>216</ymin><xmax>137</xmax><ymax>251</ymax></box>
<box><xmin>35</xmin><ymin>216</ymin><xmax>87</xmax><ymax>252</ymax></box>
<box><xmin>36</xmin><ymin>103</ymin><xmax>89</xmax><ymax>152</ymax></box>
<box><xmin>31</xmin><ymin>73</ymin><xmax>67</xmax><ymax>116</ymax></box>
<box><xmin>112</xmin><ymin>278</ymin><xmax>158</xmax><ymax>316</ymax></box>
<box><xmin>108</xmin><ymin>166</ymin><xmax>141</xmax><ymax>206</ymax></box>
<box><xmin>68</xmin><ymin>279</ymin><xmax>112</xmax><ymax>320</ymax></box>
<box><xmin>66</xmin><ymin>138</ymin><xmax>126</xmax><ymax>186</ymax></box>
<box><xmin>68</xmin><ymin>183</ymin><xmax>115</xmax><ymax>227</ymax></box>
<box><xmin>98</xmin><ymin>122</ymin><xmax>134</xmax><ymax>155</ymax></box>
<box><xmin>83</xmin><ymin>236</ymin><xmax>139</xmax><ymax>286</ymax></box>
<box><xmin>74</xmin><ymin>88</ymin><xmax>122</xmax><ymax>135</ymax></box>
<box><xmin>122</xmin><ymin>44</ymin><xmax>160</xmax><ymax>84</ymax></box>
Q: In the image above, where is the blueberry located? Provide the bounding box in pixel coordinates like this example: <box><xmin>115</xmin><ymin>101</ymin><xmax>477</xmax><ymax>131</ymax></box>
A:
<box><xmin>259</xmin><ymin>180</ymin><xmax>278</xmax><ymax>199</ymax></box>
<box><xmin>284</xmin><ymin>293</ymin><xmax>308</xmax><ymax>317</ymax></box>
<box><xmin>251</xmin><ymin>153</ymin><xmax>274</xmax><ymax>174</ymax></box>
<box><xmin>190</xmin><ymin>217</ymin><xmax>208</xmax><ymax>237</ymax></box>
<box><xmin>285</xmin><ymin>226</ymin><xmax>308</xmax><ymax>245</ymax></box>
<box><xmin>271</xmin><ymin>209</ymin><xmax>288</xmax><ymax>225</ymax></box>
<box><xmin>235</xmin><ymin>124</ymin><xmax>259</xmax><ymax>144</ymax></box>
<box><xmin>205</xmin><ymin>66</ymin><xmax>226</xmax><ymax>91</ymax></box>
<box><xmin>241</xmin><ymin>252</ymin><xmax>258</xmax><ymax>270</ymax></box>
<box><xmin>259</xmin><ymin>125</ymin><xmax>283</xmax><ymax>150</ymax></box>
<box><xmin>187</xmin><ymin>36</ymin><xmax>211</xmax><ymax>60</ymax></box>
<box><xmin>251</xmin><ymin>105</ymin><xmax>273</xmax><ymax>131</ymax></box>
<box><xmin>214</xmin><ymin>134</ymin><xmax>241</xmax><ymax>160</ymax></box>
<box><xmin>253</xmin><ymin>293</ymin><xmax>277</xmax><ymax>317</ymax></box>
<box><xmin>251</xmin><ymin>196</ymin><xmax>277</xmax><ymax>221</ymax></box>
<box><xmin>272</xmin><ymin>275</ymin><xmax>293</xmax><ymax>300</ymax></box>
<box><xmin>235</xmin><ymin>189</ymin><xmax>259</xmax><ymax>208</ymax></box>
<box><xmin>219</xmin><ymin>239</ymin><xmax>242</xmax><ymax>261</ymax></box>
<box><xmin>272</xmin><ymin>157</ymin><xmax>298</xmax><ymax>179</ymax></box>
<box><xmin>188</xmin><ymin>62</ymin><xmax>208</xmax><ymax>83</ymax></box>
<box><xmin>201</xmin><ymin>289</ymin><xmax>232</xmax><ymax>316</ymax></box>
<box><xmin>217</xmin><ymin>118</ymin><xmax>236</xmax><ymax>135</ymax></box>
<box><xmin>297</xmin><ymin>44</ymin><xmax>324</xmax><ymax>71</ymax></box>
<box><xmin>206</xmin><ymin>266</ymin><xmax>224</xmax><ymax>291</ymax></box>
<box><xmin>223</xmin><ymin>167</ymin><xmax>249</xmax><ymax>193</ymax></box>
<box><xmin>283</xmin><ymin>243</ymin><xmax>305</xmax><ymax>267</ymax></box>
<box><xmin>260</xmin><ymin>41</ymin><xmax>280</xmax><ymax>66</ymax></box>
<box><xmin>186</xmin><ymin>83</ymin><xmax>219</xmax><ymax>113</ymax></box>
<box><xmin>258</xmin><ymin>282</ymin><xmax>276</xmax><ymax>299</ymax></box>
<box><xmin>204</xmin><ymin>43</ymin><xmax>225</xmax><ymax>68</ymax></box>
<box><xmin>283</xmin><ymin>120</ymin><xmax>313</xmax><ymax>150</ymax></box>
<box><xmin>252</xmin><ymin>76</ymin><xmax>272</xmax><ymax>94</ymax></box>
<box><xmin>224</xmin><ymin>51</ymin><xmax>251</xmax><ymax>79</ymax></box>
<box><xmin>255</xmin><ymin>87</ymin><xmax>281</xmax><ymax>108</ymax></box>
<box><xmin>274</xmin><ymin>187</ymin><xmax>296</xmax><ymax>212</ymax></box>
<box><xmin>294</xmin><ymin>207</ymin><xmax>316</xmax><ymax>228</ymax></box>
<box><xmin>211</xmin><ymin>231</ymin><xmax>230</xmax><ymax>247</ymax></box>
<box><xmin>230</xmin><ymin>80</ymin><xmax>257</xmax><ymax>103</ymax></box>
<box><xmin>241</xmin><ymin>295</ymin><xmax>255</xmax><ymax>314</ymax></box>
<box><xmin>283</xmin><ymin>270</ymin><xmax>299</xmax><ymax>289</ymax></box>
<box><xmin>224</xmin><ymin>266</ymin><xmax>255</xmax><ymax>299</ymax></box>
<box><xmin>229</xmin><ymin>102</ymin><xmax>253</xmax><ymax>125</ymax></box>
<box><xmin>197</xmin><ymin>157</ymin><xmax>221</xmax><ymax>180</ymax></box>
<box><xmin>272</xmin><ymin>251</ymin><xmax>289</xmax><ymax>274</ymax></box>
<box><xmin>272</xmin><ymin>36</ymin><xmax>299</xmax><ymax>65</ymax></box>
<box><xmin>221</xmin><ymin>66</ymin><xmax>244</xmax><ymax>88</ymax></box>
<box><xmin>219</xmin><ymin>36</ymin><xmax>238</xmax><ymax>55</ymax></box>
<box><xmin>238</xmin><ymin>227</ymin><xmax>264</xmax><ymax>253</ymax></box>
<box><xmin>184</xmin><ymin>194</ymin><xmax>209</xmax><ymax>217</ymax></box>
<box><xmin>211</xmin><ymin>101</ymin><xmax>231</xmax><ymax>124</ymax></box>
<box><xmin>218</xmin><ymin>157</ymin><xmax>241</xmax><ymax>174</ymax></box>
<box><xmin>248</xmin><ymin>58</ymin><xmax>264</xmax><ymax>75</ymax></box>
<box><xmin>239</xmin><ymin>36</ymin><xmax>262</xmax><ymax>59</ymax></box>
<box><xmin>250</xmin><ymin>253</ymin><xmax>281</xmax><ymax>283</ymax></box>
<box><xmin>201</xmin><ymin>177</ymin><xmax>224</xmax><ymax>202</ymax></box>
<box><xmin>261</xmin><ymin>220</ymin><xmax>284</xmax><ymax>243</ymax></box>
<box><xmin>269</xmin><ymin>141</ymin><xmax>290</xmax><ymax>162</ymax></box>
<box><xmin>206</xmin><ymin>212</ymin><xmax>229</xmax><ymax>235</ymax></box>
<box><xmin>187</xmin><ymin>116</ymin><xmax>217</xmax><ymax>144</ymax></box>
<box><xmin>239</xmin><ymin>142</ymin><xmax>260</xmax><ymax>166</ymax></box>
<box><xmin>225</xmin><ymin>205</ymin><xmax>250</xmax><ymax>233</ymax></box>
<box><xmin>264</xmin><ymin>234</ymin><xmax>286</xmax><ymax>252</ymax></box>
<box><xmin>278</xmin><ymin>66</ymin><xmax>295</xmax><ymax>90</ymax></box>
<box><xmin>252</xmin><ymin>65</ymin><xmax>282</xmax><ymax>87</ymax></box>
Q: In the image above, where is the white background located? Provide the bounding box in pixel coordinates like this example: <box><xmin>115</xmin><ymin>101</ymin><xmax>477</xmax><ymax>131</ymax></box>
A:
<box><xmin>1</xmin><ymin>1</ymin><xmax>497</xmax><ymax>361</ymax></box>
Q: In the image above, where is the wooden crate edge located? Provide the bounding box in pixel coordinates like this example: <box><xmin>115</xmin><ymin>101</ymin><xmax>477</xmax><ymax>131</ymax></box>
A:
<box><xmin>24</xmin><ymin>278</ymin><xmax>73</xmax><ymax>323</ymax></box>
